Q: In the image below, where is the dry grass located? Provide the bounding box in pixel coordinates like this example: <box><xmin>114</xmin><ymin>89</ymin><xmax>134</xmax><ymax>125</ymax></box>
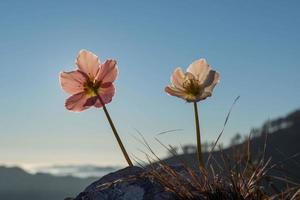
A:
<box><xmin>132</xmin><ymin>98</ymin><xmax>300</xmax><ymax>199</ymax></box>
<box><xmin>142</xmin><ymin>138</ymin><xmax>300</xmax><ymax>200</ymax></box>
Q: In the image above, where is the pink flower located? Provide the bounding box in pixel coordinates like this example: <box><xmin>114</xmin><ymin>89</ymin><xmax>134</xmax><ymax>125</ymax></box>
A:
<box><xmin>165</xmin><ymin>59</ymin><xmax>220</xmax><ymax>102</ymax></box>
<box><xmin>59</xmin><ymin>50</ymin><xmax>118</xmax><ymax>112</ymax></box>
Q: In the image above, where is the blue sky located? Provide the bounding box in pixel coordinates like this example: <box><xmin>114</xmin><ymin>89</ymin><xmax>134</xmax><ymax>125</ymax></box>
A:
<box><xmin>0</xmin><ymin>0</ymin><xmax>299</xmax><ymax>168</ymax></box>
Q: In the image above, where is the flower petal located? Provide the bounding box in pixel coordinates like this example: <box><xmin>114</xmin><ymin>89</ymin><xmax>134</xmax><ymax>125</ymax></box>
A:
<box><xmin>184</xmin><ymin>71</ymin><xmax>196</xmax><ymax>81</ymax></box>
<box><xmin>96</xmin><ymin>59</ymin><xmax>118</xmax><ymax>83</ymax></box>
<box><xmin>202</xmin><ymin>70</ymin><xmax>220</xmax><ymax>98</ymax></box>
<box><xmin>93</xmin><ymin>99</ymin><xmax>103</xmax><ymax>108</ymax></box>
<box><xmin>187</xmin><ymin>59</ymin><xmax>211</xmax><ymax>84</ymax></box>
<box><xmin>59</xmin><ymin>70</ymin><xmax>86</xmax><ymax>95</ymax></box>
<box><xmin>83</xmin><ymin>97</ymin><xmax>97</xmax><ymax>107</ymax></box>
<box><xmin>165</xmin><ymin>86</ymin><xmax>186</xmax><ymax>99</ymax></box>
<box><xmin>171</xmin><ymin>67</ymin><xmax>185</xmax><ymax>90</ymax></box>
<box><xmin>65</xmin><ymin>92</ymin><xmax>92</xmax><ymax>112</ymax></box>
<box><xmin>199</xmin><ymin>92</ymin><xmax>212</xmax><ymax>100</ymax></box>
<box><xmin>94</xmin><ymin>84</ymin><xmax>116</xmax><ymax>108</ymax></box>
<box><xmin>76</xmin><ymin>49</ymin><xmax>100</xmax><ymax>78</ymax></box>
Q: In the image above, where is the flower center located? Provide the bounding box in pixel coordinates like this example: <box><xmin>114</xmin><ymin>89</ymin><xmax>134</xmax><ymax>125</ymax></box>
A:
<box><xmin>183</xmin><ymin>79</ymin><xmax>203</xmax><ymax>97</ymax></box>
<box><xmin>84</xmin><ymin>79</ymin><xmax>100</xmax><ymax>97</ymax></box>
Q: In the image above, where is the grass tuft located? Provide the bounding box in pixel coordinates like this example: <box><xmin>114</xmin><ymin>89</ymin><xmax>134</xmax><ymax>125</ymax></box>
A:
<box><xmin>144</xmin><ymin>140</ymin><xmax>300</xmax><ymax>200</ymax></box>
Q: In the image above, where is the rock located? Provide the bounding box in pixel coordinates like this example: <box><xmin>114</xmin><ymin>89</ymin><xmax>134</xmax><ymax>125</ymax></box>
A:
<box><xmin>69</xmin><ymin>166</ymin><xmax>177</xmax><ymax>200</ymax></box>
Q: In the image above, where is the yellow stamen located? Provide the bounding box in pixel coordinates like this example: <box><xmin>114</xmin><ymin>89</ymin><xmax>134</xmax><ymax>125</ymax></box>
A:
<box><xmin>183</xmin><ymin>79</ymin><xmax>204</xmax><ymax>97</ymax></box>
<box><xmin>84</xmin><ymin>80</ymin><xmax>100</xmax><ymax>97</ymax></box>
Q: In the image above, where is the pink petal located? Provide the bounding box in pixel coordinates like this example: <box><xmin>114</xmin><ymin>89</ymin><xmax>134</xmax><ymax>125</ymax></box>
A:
<box><xmin>171</xmin><ymin>68</ymin><xmax>185</xmax><ymax>90</ymax></box>
<box><xmin>101</xmin><ymin>82</ymin><xmax>113</xmax><ymax>88</ymax></box>
<box><xmin>94</xmin><ymin>100</ymin><xmax>103</xmax><ymax>108</ymax></box>
<box><xmin>94</xmin><ymin>84</ymin><xmax>116</xmax><ymax>108</ymax></box>
<box><xmin>96</xmin><ymin>60</ymin><xmax>118</xmax><ymax>83</ymax></box>
<box><xmin>187</xmin><ymin>59</ymin><xmax>211</xmax><ymax>84</ymax></box>
<box><xmin>83</xmin><ymin>97</ymin><xmax>97</xmax><ymax>107</ymax></box>
<box><xmin>65</xmin><ymin>92</ymin><xmax>92</xmax><ymax>112</ymax></box>
<box><xmin>59</xmin><ymin>70</ymin><xmax>86</xmax><ymax>95</ymax></box>
<box><xmin>76</xmin><ymin>49</ymin><xmax>100</xmax><ymax>78</ymax></box>
<box><xmin>165</xmin><ymin>86</ymin><xmax>186</xmax><ymax>99</ymax></box>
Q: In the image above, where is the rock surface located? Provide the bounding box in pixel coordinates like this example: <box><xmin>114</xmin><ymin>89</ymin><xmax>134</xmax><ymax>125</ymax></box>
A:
<box><xmin>67</xmin><ymin>166</ymin><xmax>177</xmax><ymax>200</ymax></box>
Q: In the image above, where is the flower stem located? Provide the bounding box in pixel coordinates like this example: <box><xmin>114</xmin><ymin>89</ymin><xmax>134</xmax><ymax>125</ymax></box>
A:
<box><xmin>193</xmin><ymin>102</ymin><xmax>205</xmax><ymax>169</ymax></box>
<box><xmin>96</xmin><ymin>95</ymin><xmax>133</xmax><ymax>166</ymax></box>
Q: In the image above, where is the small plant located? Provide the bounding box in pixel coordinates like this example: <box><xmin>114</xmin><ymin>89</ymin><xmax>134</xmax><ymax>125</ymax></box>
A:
<box><xmin>59</xmin><ymin>49</ymin><xmax>133</xmax><ymax>166</ymax></box>
<box><xmin>165</xmin><ymin>58</ymin><xmax>220</xmax><ymax>169</ymax></box>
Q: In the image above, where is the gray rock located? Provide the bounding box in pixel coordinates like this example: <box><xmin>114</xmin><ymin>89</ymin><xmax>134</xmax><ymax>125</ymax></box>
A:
<box><xmin>70</xmin><ymin>166</ymin><xmax>177</xmax><ymax>200</ymax></box>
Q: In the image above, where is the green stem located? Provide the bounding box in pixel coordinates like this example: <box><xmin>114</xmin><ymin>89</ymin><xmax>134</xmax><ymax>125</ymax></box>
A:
<box><xmin>97</xmin><ymin>95</ymin><xmax>133</xmax><ymax>166</ymax></box>
<box><xmin>193</xmin><ymin>102</ymin><xmax>205</xmax><ymax>169</ymax></box>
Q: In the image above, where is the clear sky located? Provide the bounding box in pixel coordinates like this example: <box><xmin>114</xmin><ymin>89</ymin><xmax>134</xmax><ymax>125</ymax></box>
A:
<box><xmin>0</xmin><ymin>0</ymin><xmax>299</xmax><ymax>169</ymax></box>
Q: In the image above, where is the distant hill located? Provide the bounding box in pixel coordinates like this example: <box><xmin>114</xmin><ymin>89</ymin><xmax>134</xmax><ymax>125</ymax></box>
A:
<box><xmin>0</xmin><ymin>166</ymin><xmax>97</xmax><ymax>200</ymax></box>
<box><xmin>164</xmin><ymin>109</ymin><xmax>300</xmax><ymax>182</ymax></box>
<box><xmin>31</xmin><ymin>165</ymin><xmax>119</xmax><ymax>178</ymax></box>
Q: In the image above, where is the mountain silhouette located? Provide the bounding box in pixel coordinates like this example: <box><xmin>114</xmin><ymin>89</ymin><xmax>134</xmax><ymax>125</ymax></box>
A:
<box><xmin>0</xmin><ymin>166</ymin><xmax>96</xmax><ymax>200</ymax></box>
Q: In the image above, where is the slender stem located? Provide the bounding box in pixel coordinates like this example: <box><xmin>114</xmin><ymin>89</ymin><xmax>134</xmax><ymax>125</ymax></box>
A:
<box><xmin>96</xmin><ymin>95</ymin><xmax>133</xmax><ymax>166</ymax></box>
<box><xmin>193</xmin><ymin>102</ymin><xmax>205</xmax><ymax>169</ymax></box>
